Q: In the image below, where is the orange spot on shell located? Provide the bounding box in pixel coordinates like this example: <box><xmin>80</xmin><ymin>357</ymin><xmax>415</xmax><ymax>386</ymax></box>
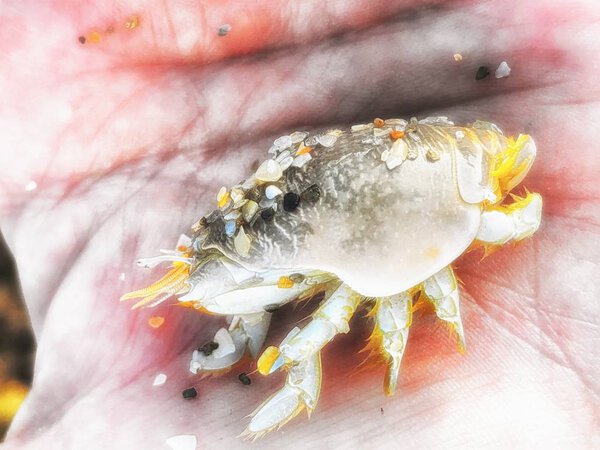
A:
<box><xmin>175</xmin><ymin>301</ymin><xmax>198</xmax><ymax>308</ymax></box>
<box><xmin>389</xmin><ymin>130</ymin><xmax>405</xmax><ymax>140</ymax></box>
<box><xmin>173</xmin><ymin>301</ymin><xmax>219</xmax><ymax>315</ymax></box>
<box><xmin>148</xmin><ymin>316</ymin><xmax>165</xmax><ymax>328</ymax></box>
<box><xmin>424</xmin><ymin>246</ymin><xmax>440</xmax><ymax>259</ymax></box>
<box><xmin>373</xmin><ymin>118</ymin><xmax>385</xmax><ymax>128</ymax></box>
<box><xmin>277</xmin><ymin>276</ymin><xmax>294</xmax><ymax>289</ymax></box>
<box><xmin>295</xmin><ymin>145</ymin><xmax>313</xmax><ymax>156</ymax></box>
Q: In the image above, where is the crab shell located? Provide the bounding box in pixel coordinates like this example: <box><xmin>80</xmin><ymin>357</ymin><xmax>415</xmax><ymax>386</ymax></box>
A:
<box><xmin>187</xmin><ymin>118</ymin><xmax>534</xmax><ymax>302</ymax></box>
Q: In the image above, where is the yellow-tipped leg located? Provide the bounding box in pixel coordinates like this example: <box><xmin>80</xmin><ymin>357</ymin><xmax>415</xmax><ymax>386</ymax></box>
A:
<box><xmin>422</xmin><ymin>267</ymin><xmax>466</xmax><ymax>353</ymax></box>
<box><xmin>273</xmin><ymin>283</ymin><xmax>360</xmax><ymax>365</ymax></box>
<box><xmin>244</xmin><ymin>352</ymin><xmax>322</xmax><ymax>439</ymax></box>
<box><xmin>257</xmin><ymin>346</ymin><xmax>281</xmax><ymax>376</ymax></box>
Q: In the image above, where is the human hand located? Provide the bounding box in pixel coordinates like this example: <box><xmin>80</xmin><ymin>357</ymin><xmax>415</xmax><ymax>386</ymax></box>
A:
<box><xmin>1</xmin><ymin>1</ymin><xmax>598</xmax><ymax>448</ymax></box>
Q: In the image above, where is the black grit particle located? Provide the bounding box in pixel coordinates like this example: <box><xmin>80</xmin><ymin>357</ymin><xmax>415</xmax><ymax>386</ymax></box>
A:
<box><xmin>217</xmin><ymin>24</ymin><xmax>231</xmax><ymax>36</ymax></box>
<box><xmin>238</xmin><ymin>373</ymin><xmax>252</xmax><ymax>385</ymax></box>
<box><xmin>283</xmin><ymin>192</ymin><xmax>301</xmax><ymax>212</ymax></box>
<box><xmin>475</xmin><ymin>66</ymin><xmax>490</xmax><ymax>80</ymax></box>
<box><xmin>260</xmin><ymin>208</ymin><xmax>275</xmax><ymax>221</ymax></box>
<box><xmin>182</xmin><ymin>387</ymin><xmax>198</xmax><ymax>399</ymax></box>
<box><xmin>198</xmin><ymin>341</ymin><xmax>219</xmax><ymax>356</ymax></box>
<box><xmin>263</xmin><ymin>303</ymin><xmax>279</xmax><ymax>313</ymax></box>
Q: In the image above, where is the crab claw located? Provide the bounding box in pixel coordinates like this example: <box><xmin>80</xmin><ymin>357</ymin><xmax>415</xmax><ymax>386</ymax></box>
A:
<box><xmin>243</xmin><ymin>351</ymin><xmax>321</xmax><ymax>439</ymax></box>
<box><xmin>493</xmin><ymin>134</ymin><xmax>537</xmax><ymax>198</ymax></box>
<box><xmin>190</xmin><ymin>327</ymin><xmax>245</xmax><ymax>373</ymax></box>
<box><xmin>190</xmin><ymin>313</ymin><xmax>272</xmax><ymax>373</ymax></box>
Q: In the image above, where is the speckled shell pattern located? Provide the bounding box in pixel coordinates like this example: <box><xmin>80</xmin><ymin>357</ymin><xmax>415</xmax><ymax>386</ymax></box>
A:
<box><xmin>193</xmin><ymin>119</ymin><xmax>504</xmax><ymax>297</ymax></box>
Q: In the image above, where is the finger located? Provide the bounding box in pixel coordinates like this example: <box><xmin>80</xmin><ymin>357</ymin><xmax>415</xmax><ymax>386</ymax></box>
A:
<box><xmin>3</xmin><ymin>1</ymin><xmax>597</xmax><ymax>206</ymax></box>
<box><xmin>3</xmin><ymin>0</ymin><xmax>456</xmax><ymax>66</ymax></box>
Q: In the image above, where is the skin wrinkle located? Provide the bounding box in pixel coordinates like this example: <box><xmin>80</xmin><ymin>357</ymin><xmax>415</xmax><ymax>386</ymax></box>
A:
<box><xmin>543</xmin><ymin>210</ymin><xmax>600</xmax><ymax>230</ymax></box>
<box><xmin>325</xmin><ymin>365</ymin><xmax>506</xmax><ymax>448</ymax></box>
<box><xmin>464</xmin><ymin>307</ymin><xmax>562</xmax><ymax>387</ymax></box>
<box><xmin>4</xmin><ymin>116</ymin><xmax>204</xmax><ymax>217</ymax></box>
<box><xmin>159</xmin><ymin>0</ymin><xmax>179</xmax><ymax>52</ymax></box>
<box><xmin>12</xmin><ymin>159</ymin><xmax>168</xmax><ymax>333</ymax></box>
<box><xmin>1</xmin><ymin>0</ymin><xmax>594</xmax><ymax>447</ymax></box>
<box><xmin>462</xmin><ymin>264</ymin><xmax>535</xmax><ymax>301</ymax></box>
<box><xmin>231</xmin><ymin>69</ymin><xmax>275</xmax><ymax>139</ymax></box>
<box><xmin>462</xmin><ymin>277</ymin><xmax>599</xmax><ymax>403</ymax></box>
<box><xmin>531</xmin><ymin>287</ymin><xmax>600</xmax><ymax>387</ymax></box>
<box><xmin>464</xmin><ymin>273</ymin><xmax>555</xmax><ymax>346</ymax></box>
<box><xmin>534</xmin><ymin>308</ymin><xmax>600</xmax><ymax>328</ymax></box>
<box><xmin>77</xmin><ymin>80</ymin><xmax>162</xmax><ymax>178</ymax></box>
<box><xmin>175</xmin><ymin>98</ymin><xmax>209</xmax><ymax>152</ymax></box>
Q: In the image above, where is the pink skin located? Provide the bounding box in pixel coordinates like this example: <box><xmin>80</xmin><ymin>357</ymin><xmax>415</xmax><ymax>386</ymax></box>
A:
<box><xmin>1</xmin><ymin>0</ymin><xmax>599</xmax><ymax>448</ymax></box>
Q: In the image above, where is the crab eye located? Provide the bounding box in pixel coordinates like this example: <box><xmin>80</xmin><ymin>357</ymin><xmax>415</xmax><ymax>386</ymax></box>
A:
<box><xmin>192</xmin><ymin>237</ymin><xmax>203</xmax><ymax>253</ymax></box>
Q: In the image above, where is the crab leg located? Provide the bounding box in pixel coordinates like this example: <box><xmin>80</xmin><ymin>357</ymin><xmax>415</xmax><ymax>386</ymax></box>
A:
<box><xmin>247</xmin><ymin>283</ymin><xmax>360</xmax><ymax>436</ymax></box>
<box><xmin>476</xmin><ymin>192</ymin><xmax>542</xmax><ymax>246</ymax></box>
<box><xmin>258</xmin><ymin>282</ymin><xmax>361</xmax><ymax>374</ymax></box>
<box><xmin>244</xmin><ymin>352</ymin><xmax>321</xmax><ymax>439</ymax></box>
<box><xmin>189</xmin><ymin>312</ymin><xmax>271</xmax><ymax>373</ymax></box>
<box><xmin>371</xmin><ymin>292</ymin><xmax>413</xmax><ymax>396</ymax></box>
<box><xmin>422</xmin><ymin>266</ymin><xmax>466</xmax><ymax>353</ymax></box>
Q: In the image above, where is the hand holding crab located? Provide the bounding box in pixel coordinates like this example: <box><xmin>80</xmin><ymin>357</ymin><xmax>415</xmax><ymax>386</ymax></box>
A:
<box><xmin>2</xmin><ymin>1</ymin><xmax>598</xmax><ymax>448</ymax></box>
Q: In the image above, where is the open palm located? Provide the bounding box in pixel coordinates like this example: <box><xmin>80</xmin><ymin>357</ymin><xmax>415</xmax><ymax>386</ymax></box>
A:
<box><xmin>1</xmin><ymin>1</ymin><xmax>599</xmax><ymax>448</ymax></box>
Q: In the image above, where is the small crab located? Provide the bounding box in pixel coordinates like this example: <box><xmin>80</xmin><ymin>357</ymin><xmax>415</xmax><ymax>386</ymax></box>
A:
<box><xmin>121</xmin><ymin>116</ymin><xmax>542</xmax><ymax>438</ymax></box>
